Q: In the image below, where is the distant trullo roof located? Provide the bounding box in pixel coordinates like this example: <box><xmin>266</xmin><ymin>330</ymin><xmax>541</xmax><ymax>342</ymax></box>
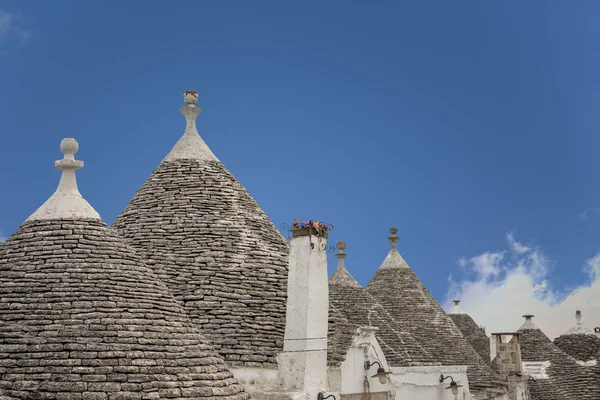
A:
<box><xmin>448</xmin><ymin>300</ymin><xmax>491</xmax><ymax>366</ymax></box>
<box><xmin>327</xmin><ymin>242</ymin><xmax>435</xmax><ymax>367</ymax></box>
<box><xmin>0</xmin><ymin>139</ymin><xmax>247</xmax><ymax>399</ymax></box>
<box><xmin>113</xmin><ymin>91</ymin><xmax>289</xmax><ymax>368</ymax></box>
<box><xmin>518</xmin><ymin>315</ymin><xmax>600</xmax><ymax>400</ymax></box>
<box><xmin>553</xmin><ymin>311</ymin><xmax>600</xmax><ymax>362</ymax></box>
<box><xmin>366</xmin><ymin>229</ymin><xmax>506</xmax><ymax>396</ymax></box>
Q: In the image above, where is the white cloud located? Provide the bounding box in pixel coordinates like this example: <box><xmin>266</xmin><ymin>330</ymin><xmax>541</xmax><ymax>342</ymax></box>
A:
<box><xmin>578</xmin><ymin>210</ymin><xmax>589</xmax><ymax>220</ymax></box>
<box><xmin>446</xmin><ymin>233</ymin><xmax>600</xmax><ymax>339</ymax></box>
<box><xmin>507</xmin><ymin>232</ymin><xmax>531</xmax><ymax>254</ymax></box>
<box><xmin>0</xmin><ymin>10</ymin><xmax>32</xmax><ymax>48</ymax></box>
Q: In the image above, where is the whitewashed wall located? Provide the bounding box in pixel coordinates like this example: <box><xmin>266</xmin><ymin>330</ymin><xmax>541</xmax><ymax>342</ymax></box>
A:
<box><xmin>391</xmin><ymin>365</ymin><xmax>471</xmax><ymax>400</ymax></box>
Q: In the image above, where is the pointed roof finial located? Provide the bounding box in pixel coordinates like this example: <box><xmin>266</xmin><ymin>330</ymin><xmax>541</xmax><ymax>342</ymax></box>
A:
<box><xmin>330</xmin><ymin>241</ymin><xmax>361</xmax><ymax>288</ymax></box>
<box><xmin>388</xmin><ymin>227</ymin><xmax>399</xmax><ymax>249</ymax></box>
<box><xmin>26</xmin><ymin>138</ymin><xmax>100</xmax><ymax>222</ymax></box>
<box><xmin>162</xmin><ymin>90</ymin><xmax>219</xmax><ymax>162</ymax></box>
<box><xmin>565</xmin><ymin>310</ymin><xmax>594</xmax><ymax>335</ymax></box>
<box><xmin>184</xmin><ymin>89</ymin><xmax>198</xmax><ymax>107</ymax></box>
<box><xmin>335</xmin><ymin>241</ymin><xmax>347</xmax><ymax>260</ymax></box>
<box><xmin>376</xmin><ymin>227</ymin><xmax>410</xmax><ymax>270</ymax></box>
<box><xmin>519</xmin><ymin>314</ymin><xmax>538</xmax><ymax>330</ymax></box>
<box><xmin>449</xmin><ymin>299</ymin><xmax>466</xmax><ymax>315</ymax></box>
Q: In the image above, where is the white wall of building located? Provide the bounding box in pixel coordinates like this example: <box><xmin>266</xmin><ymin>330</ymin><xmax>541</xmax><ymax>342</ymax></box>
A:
<box><xmin>391</xmin><ymin>365</ymin><xmax>471</xmax><ymax>400</ymax></box>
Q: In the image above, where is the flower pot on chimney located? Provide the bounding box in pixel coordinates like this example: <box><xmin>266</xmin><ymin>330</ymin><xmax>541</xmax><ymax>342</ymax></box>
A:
<box><xmin>290</xmin><ymin>220</ymin><xmax>330</xmax><ymax>238</ymax></box>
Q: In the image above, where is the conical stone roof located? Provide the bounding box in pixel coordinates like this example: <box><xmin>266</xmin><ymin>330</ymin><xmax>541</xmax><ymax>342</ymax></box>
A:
<box><xmin>448</xmin><ymin>301</ymin><xmax>491</xmax><ymax>366</ymax></box>
<box><xmin>327</xmin><ymin>242</ymin><xmax>435</xmax><ymax>367</ymax></box>
<box><xmin>113</xmin><ymin>91</ymin><xmax>289</xmax><ymax>368</ymax></box>
<box><xmin>553</xmin><ymin>311</ymin><xmax>600</xmax><ymax>362</ymax></box>
<box><xmin>365</xmin><ymin>229</ymin><xmax>506</xmax><ymax>395</ymax></box>
<box><xmin>0</xmin><ymin>139</ymin><xmax>247</xmax><ymax>400</ymax></box>
<box><xmin>518</xmin><ymin>316</ymin><xmax>600</xmax><ymax>400</ymax></box>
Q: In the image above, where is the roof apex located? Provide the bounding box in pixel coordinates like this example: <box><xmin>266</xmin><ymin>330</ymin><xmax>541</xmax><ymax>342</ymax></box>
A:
<box><xmin>519</xmin><ymin>314</ymin><xmax>539</xmax><ymax>330</ymax></box>
<box><xmin>329</xmin><ymin>241</ymin><xmax>361</xmax><ymax>288</ymax></box>
<box><xmin>26</xmin><ymin>138</ymin><xmax>100</xmax><ymax>222</ymax></box>
<box><xmin>449</xmin><ymin>299</ymin><xmax>466</xmax><ymax>315</ymax></box>
<box><xmin>376</xmin><ymin>228</ymin><xmax>410</xmax><ymax>270</ymax></box>
<box><xmin>565</xmin><ymin>310</ymin><xmax>595</xmax><ymax>335</ymax></box>
<box><xmin>162</xmin><ymin>90</ymin><xmax>219</xmax><ymax>163</ymax></box>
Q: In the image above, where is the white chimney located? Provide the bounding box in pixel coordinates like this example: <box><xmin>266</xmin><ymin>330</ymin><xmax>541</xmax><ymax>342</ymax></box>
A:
<box><xmin>278</xmin><ymin>224</ymin><xmax>330</xmax><ymax>399</ymax></box>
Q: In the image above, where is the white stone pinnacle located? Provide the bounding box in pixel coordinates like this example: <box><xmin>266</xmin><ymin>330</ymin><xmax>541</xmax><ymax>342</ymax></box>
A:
<box><xmin>565</xmin><ymin>310</ymin><xmax>595</xmax><ymax>335</ymax></box>
<box><xmin>26</xmin><ymin>138</ymin><xmax>101</xmax><ymax>222</ymax></box>
<box><xmin>329</xmin><ymin>241</ymin><xmax>362</xmax><ymax>287</ymax></box>
<box><xmin>378</xmin><ymin>228</ymin><xmax>410</xmax><ymax>269</ymax></box>
<box><xmin>519</xmin><ymin>314</ymin><xmax>538</xmax><ymax>330</ymax></box>
<box><xmin>162</xmin><ymin>90</ymin><xmax>220</xmax><ymax>162</ymax></box>
<box><xmin>449</xmin><ymin>300</ymin><xmax>466</xmax><ymax>315</ymax></box>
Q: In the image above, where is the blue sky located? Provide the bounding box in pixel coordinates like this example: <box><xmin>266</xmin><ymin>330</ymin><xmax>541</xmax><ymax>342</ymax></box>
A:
<box><xmin>1</xmin><ymin>1</ymin><xmax>599</xmax><ymax>337</ymax></box>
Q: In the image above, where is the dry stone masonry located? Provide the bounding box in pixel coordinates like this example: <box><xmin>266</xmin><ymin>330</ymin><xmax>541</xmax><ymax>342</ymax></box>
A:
<box><xmin>449</xmin><ymin>301</ymin><xmax>491</xmax><ymax>366</ymax></box>
<box><xmin>366</xmin><ymin>229</ymin><xmax>507</xmax><ymax>398</ymax></box>
<box><xmin>518</xmin><ymin>316</ymin><xmax>600</xmax><ymax>400</ymax></box>
<box><xmin>0</xmin><ymin>139</ymin><xmax>247</xmax><ymax>400</ymax></box>
<box><xmin>327</xmin><ymin>242</ymin><xmax>435</xmax><ymax>367</ymax></box>
<box><xmin>3</xmin><ymin>91</ymin><xmax>598</xmax><ymax>400</ymax></box>
<box><xmin>113</xmin><ymin>94</ymin><xmax>289</xmax><ymax>369</ymax></box>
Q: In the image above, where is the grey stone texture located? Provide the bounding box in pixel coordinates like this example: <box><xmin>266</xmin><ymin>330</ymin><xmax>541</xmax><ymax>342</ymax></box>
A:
<box><xmin>519</xmin><ymin>327</ymin><xmax>600</xmax><ymax>400</ymax></box>
<box><xmin>0</xmin><ymin>218</ymin><xmax>247</xmax><ymax>400</ymax></box>
<box><xmin>448</xmin><ymin>313</ymin><xmax>491</xmax><ymax>366</ymax></box>
<box><xmin>365</xmin><ymin>246</ymin><xmax>507</xmax><ymax>397</ymax></box>
<box><xmin>112</xmin><ymin>159</ymin><xmax>289</xmax><ymax>368</ymax></box>
<box><xmin>553</xmin><ymin>333</ymin><xmax>600</xmax><ymax>362</ymax></box>
<box><xmin>328</xmin><ymin>272</ymin><xmax>435</xmax><ymax>367</ymax></box>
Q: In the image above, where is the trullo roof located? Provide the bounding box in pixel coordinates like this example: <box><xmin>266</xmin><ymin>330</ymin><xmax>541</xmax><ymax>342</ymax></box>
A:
<box><xmin>365</xmin><ymin>229</ymin><xmax>506</xmax><ymax>396</ymax></box>
<box><xmin>0</xmin><ymin>139</ymin><xmax>247</xmax><ymax>400</ymax></box>
<box><xmin>327</xmin><ymin>242</ymin><xmax>435</xmax><ymax>367</ymax></box>
<box><xmin>448</xmin><ymin>300</ymin><xmax>491</xmax><ymax>366</ymax></box>
<box><xmin>518</xmin><ymin>315</ymin><xmax>600</xmax><ymax>400</ymax></box>
<box><xmin>553</xmin><ymin>311</ymin><xmax>600</xmax><ymax>362</ymax></box>
<box><xmin>112</xmin><ymin>91</ymin><xmax>289</xmax><ymax>368</ymax></box>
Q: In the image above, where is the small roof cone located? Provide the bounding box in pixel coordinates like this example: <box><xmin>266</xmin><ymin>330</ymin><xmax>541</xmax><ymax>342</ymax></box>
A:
<box><xmin>162</xmin><ymin>89</ymin><xmax>219</xmax><ymax>162</ymax></box>
<box><xmin>329</xmin><ymin>241</ymin><xmax>361</xmax><ymax>288</ymax></box>
<box><xmin>519</xmin><ymin>314</ymin><xmax>538</xmax><ymax>330</ymax></box>
<box><xmin>327</xmin><ymin>240</ymin><xmax>434</xmax><ymax>367</ymax></box>
<box><xmin>26</xmin><ymin>138</ymin><xmax>100</xmax><ymax>221</ymax></box>
<box><xmin>564</xmin><ymin>310</ymin><xmax>594</xmax><ymax>335</ymax></box>
<box><xmin>554</xmin><ymin>310</ymin><xmax>600</xmax><ymax>362</ymax></box>
<box><xmin>448</xmin><ymin>301</ymin><xmax>491</xmax><ymax>366</ymax></box>
<box><xmin>377</xmin><ymin>228</ymin><xmax>410</xmax><ymax>269</ymax></box>
<box><xmin>449</xmin><ymin>299</ymin><xmax>466</xmax><ymax>315</ymax></box>
<box><xmin>367</xmin><ymin>228</ymin><xmax>506</xmax><ymax>396</ymax></box>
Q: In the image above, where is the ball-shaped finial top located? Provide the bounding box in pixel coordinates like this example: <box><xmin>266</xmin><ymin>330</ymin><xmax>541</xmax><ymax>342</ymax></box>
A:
<box><xmin>336</xmin><ymin>241</ymin><xmax>347</xmax><ymax>251</ymax></box>
<box><xmin>60</xmin><ymin>138</ymin><xmax>79</xmax><ymax>155</ymax></box>
<box><xmin>390</xmin><ymin>227</ymin><xmax>398</xmax><ymax>235</ymax></box>
<box><xmin>183</xmin><ymin>90</ymin><xmax>198</xmax><ymax>106</ymax></box>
